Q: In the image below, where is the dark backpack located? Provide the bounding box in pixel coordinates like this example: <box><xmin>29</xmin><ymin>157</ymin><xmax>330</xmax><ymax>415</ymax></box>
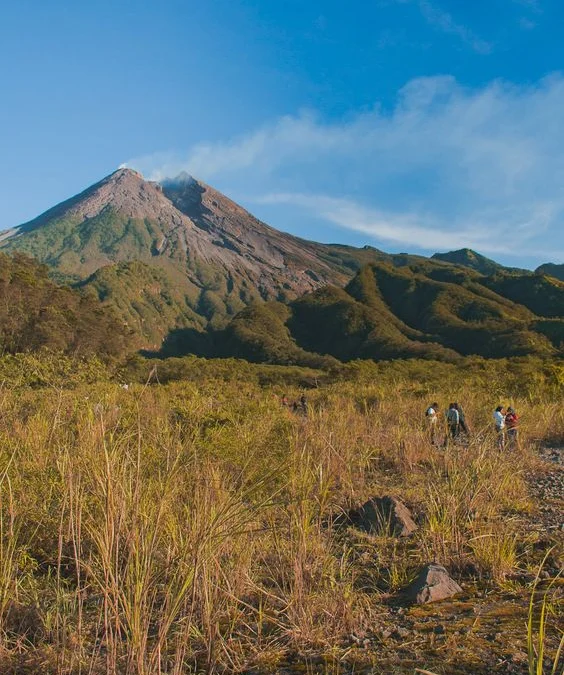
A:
<box><xmin>446</xmin><ymin>408</ymin><xmax>459</xmax><ymax>424</ymax></box>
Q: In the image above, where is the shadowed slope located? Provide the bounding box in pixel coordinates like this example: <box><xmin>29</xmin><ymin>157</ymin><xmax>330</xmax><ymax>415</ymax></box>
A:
<box><xmin>177</xmin><ymin>261</ymin><xmax>563</xmax><ymax>364</ymax></box>
<box><xmin>536</xmin><ymin>262</ymin><xmax>564</xmax><ymax>281</ymax></box>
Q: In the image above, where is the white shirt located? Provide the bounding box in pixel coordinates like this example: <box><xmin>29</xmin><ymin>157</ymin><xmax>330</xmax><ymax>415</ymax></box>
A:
<box><xmin>493</xmin><ymin>410</ymin><xmax>505</xmax><ymax>429</ymax></box>
<box><xmin>426</xmin><ymin>407</ymin><xmax>437</xmax><ymax>423</ymax></box>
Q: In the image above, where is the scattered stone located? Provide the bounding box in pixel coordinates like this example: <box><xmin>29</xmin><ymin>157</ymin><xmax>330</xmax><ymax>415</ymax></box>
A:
<box><xmin>527</xmin><ymin>445</ymin><xmax>564</xmax><ymax>533</ymax></box>
<box><xmin>394</xmin><ymin>627</ymin><xmax>411</xmax><ymax>639</ymax></box>
<box><xmin>349</xmin><ymin>496</ymin><xmax>417</xmax><ymax>537</ymax></box>
<box><xmin>401</xmin><ymin>563</ymin><xmax>462</xmax><ymax>604</ymax></box>
<box><xmin>511</xmin><ymin>650</ymin><xmax>528</xmax><ymax>664</ymax></box>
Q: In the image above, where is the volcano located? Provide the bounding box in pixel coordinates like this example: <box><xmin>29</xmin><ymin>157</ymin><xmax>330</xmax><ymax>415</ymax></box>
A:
<box><xmin>0</xmin><ymin>168</ymin><xmax>381</xmax><ymax>343</ymax></box>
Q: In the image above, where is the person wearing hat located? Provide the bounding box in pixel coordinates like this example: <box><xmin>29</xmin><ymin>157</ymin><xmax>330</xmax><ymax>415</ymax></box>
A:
<box><xmin>505</xmin><ymin>406</ymin><xmax>520</xmax><ymax>451</ymax></box>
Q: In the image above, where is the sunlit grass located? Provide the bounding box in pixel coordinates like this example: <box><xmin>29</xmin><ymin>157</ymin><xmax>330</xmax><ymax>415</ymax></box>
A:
<box><xmin>0</xmin><ymin>357</ymin><xmax>560</xmax><ymax>673</ymax></box>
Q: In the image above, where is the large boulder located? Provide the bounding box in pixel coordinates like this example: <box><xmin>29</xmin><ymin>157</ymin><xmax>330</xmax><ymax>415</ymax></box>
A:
<box><xmin>349</xmin><ymin>496</ymin><xmax>417</xmax><ymax>537</ymax></box>
<box><xmin>402</xmin><ymin>563</ymin><xmax>462</xmax><ymax>604</ymax></box>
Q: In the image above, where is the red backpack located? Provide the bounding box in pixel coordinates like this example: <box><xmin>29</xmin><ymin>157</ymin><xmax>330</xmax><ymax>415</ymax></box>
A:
<box><xmin>505</xmin><ymin>412</ymin><xmax>518</xmax><ymax>428</ymax></box>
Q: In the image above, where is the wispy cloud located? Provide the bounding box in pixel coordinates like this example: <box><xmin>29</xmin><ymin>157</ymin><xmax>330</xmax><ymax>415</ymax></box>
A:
<box><xmin>415</xmin><ymin>0</ymin><xmax>492</xmax><ymax>54</ymax></box>
<box><xmin>512</xmin><ymin>0</ymin><xmax>541</xmax><ymax>11</ymax></box>
<box><xmin>255</xmin><ymin>192</ymin><xmax>556</xmax><ymax>257</ymax></box>
<box><xmin>519</xmin><ymin>17</ymin><xmax>537</xmax><ymax>30</ymax></box>
<box><xmin>128</xmin><ymin>74</ymin><xmax>564</xmax><ymax>264</ymax></box>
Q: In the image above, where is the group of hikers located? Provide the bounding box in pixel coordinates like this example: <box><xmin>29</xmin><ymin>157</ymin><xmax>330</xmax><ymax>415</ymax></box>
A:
<box><xmin>425</xmin><ymin>402</ymin><xmax>520</xmax><ymax>450</ymax></box>
<box><xmin>279</xmin><ymin>393</ymin><xmax>520</xmax><ymax>450</ymax></box>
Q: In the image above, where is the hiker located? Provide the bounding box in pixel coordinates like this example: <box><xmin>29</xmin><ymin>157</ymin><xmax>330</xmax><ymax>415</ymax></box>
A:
<box><xmin>454</xmin><ymin>402</ymin><xmax>470</xmax><ymax>436</ymax></box>
<box><xmin>300</xmin><ymin>394</ymin><xmax>308</xmax><ymax>416</ymax></box>
<box><xmin>425</xmin><ymin>402</ymin><xmax>440</xmax><ymax>444</ymax></box>
<box><xmin>505</xmin><ymin>406</ymin><xmax>520</xmax><ymax>451</ymax></box>
<box><xmin>493</xmin><ymin>405</ymin><xmax>506</xmax><ymax>451</ymax></box>
<box><xmin>281</xmin><ymin>394</ymin><xmax>289</xmax><ymax>407</ymax></box>
<box><xmin>446</xmin><ymin>402</ymin><xmax>460</xmax><ymax>440</ymax></box>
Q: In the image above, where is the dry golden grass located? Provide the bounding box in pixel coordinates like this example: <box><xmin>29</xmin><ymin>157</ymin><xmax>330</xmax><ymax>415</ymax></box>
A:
<box><xmin>0</xmin><ymin>359</ymin><xmax>560</xmax><ymax>674</ymax></box>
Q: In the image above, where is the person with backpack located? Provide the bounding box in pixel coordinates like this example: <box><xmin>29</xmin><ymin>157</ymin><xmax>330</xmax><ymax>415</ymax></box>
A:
<box><xmin>446</xmin><ymin>402</ymin><xmax>460</xmax><ymax>440</ymax></box>
<box><xmin>505</xmin><ymin>406</ymin><xmax>520</xmax><ymax>451</ymax></box>
<box><xmin>493</xmin><ymin>405</ymin><xmax>506</xmax><ymax>451</ymax></box>
<box><xmin>454</xmin><ymin>402</ymin><xmax>470</xmax><ymax>436</ymax></box>
<box><xmin>425</xmin><ymin>402</ymin><xmax>440</xmax><ymax>444</ymax></box>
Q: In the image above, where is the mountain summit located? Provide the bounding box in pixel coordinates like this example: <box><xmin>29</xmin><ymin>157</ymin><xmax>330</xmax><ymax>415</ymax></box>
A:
<box><xmin>431</xmin><ymin>248</ymin><xmax>528</xmax><ymax>275</ymax></box>
<box><xmin>0</xmin><ymin>169</ymin><xmax>368</xmax><ymax>342</ymax></box>
<box><xmin>5</xmin><ymin>167</ymin><xmax>355</xmax><ymax>284</ymax></box>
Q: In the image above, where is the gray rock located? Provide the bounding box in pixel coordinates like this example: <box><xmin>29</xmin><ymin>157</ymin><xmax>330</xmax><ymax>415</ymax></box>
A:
<box><xmin>349</xmin><ymin>496</ymin><xmax>417</xmax><ymax>537</ymax></box>
<box><xmin>402</xmin><ymin>563</ymin><xmax>462</xmax><ymax>604</ymax></box>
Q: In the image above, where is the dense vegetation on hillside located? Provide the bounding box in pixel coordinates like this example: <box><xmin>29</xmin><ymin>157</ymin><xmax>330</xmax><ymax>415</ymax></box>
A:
<box><xmin>0</xmin><ymin>253</ymin><xmax>129</xmax><ymax>359</ymax></box>
<box><xmin>1</xmin><ymin>204</ymin><xmax>232</xmax><ymax>344</ymax></box>
<box><xmin>431</xmin><ymin>247</ymin><xmax>517</xmax><ymax>275</ymax></box>
<box><xmin>166</xmin><ymin>261</ymin><xmax>564</xmax><ymax>365</ymax></box>
<box><xmin>479</xmin><ymin>271</ymin><xmax>564</xmax><ymax>318</ymax></box>
<box><xmin>535</xmin><ymin>261</ymin><xmax>564</xmax><ymax>281</ymax></box>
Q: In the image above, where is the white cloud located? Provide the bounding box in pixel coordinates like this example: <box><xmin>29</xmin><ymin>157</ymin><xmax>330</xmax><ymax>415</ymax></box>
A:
<box><xmin>128</xmin><ymin>74</ymin><xmax>564</xmax><ymax>264</ymax></box>
<box><xmin>512</xmin><ymin>0</ymin><xmax>541</xmax><ymax>11</ymax></box>
<box><xmin>519</xmin><ymin>17</ymin><xmax>537</xmax><ymax>30</ymax></box>
<box><xmin>415</xmin><ymin>0</ymin><xmax>492</xmax><ymax>54</ymax></box>
<box><xmin>390</xmin><ymin>0</ymin><xmax>491</xmax><ymax>53</ymax></box>
<box><xmin>255</xmin><ymin>192</ymin><xmax>556</xmax><ymax>257</ymax></box>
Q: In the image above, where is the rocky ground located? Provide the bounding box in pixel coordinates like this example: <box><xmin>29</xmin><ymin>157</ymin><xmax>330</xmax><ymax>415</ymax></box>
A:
<box><xmin>263</xmin><ymin>444</ymin><xmax>564</xmax><ymax>675</ymax></box>
<box><xmin>531</xmin><ymin>444</ymin><xmax>564</xmax><ymax>534</ymax></box>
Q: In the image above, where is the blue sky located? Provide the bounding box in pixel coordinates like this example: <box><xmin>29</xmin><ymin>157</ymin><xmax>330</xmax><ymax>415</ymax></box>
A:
<box><xmin>1</xmin><ymin>0</ymin><xmax>563</xmax><ymax>267</ymax></box>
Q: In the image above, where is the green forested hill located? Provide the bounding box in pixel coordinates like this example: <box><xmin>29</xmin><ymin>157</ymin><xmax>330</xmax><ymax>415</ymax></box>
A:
<box><xmin>171</xmin><ymin>260</ymin><xmax>564</xmax><ymax>366</ymax></box>
<box><xmin>0</xmin><ymin>253</ymin><xmax>129</xmax><ymax>359</ymax></box>
<box><xmin>431</xmin><ymin>248</ymin><xmax>528</xmax><ymax>275</ymax></box>
<box><xmin>479</xmin><ymin>272</ymin><xmax>564</xmax><ymax>319</ymax></box>
<box><xmin>535</xmin><ymin>262</ymin><xmax>564</xmax><ymax>281</ymax></box>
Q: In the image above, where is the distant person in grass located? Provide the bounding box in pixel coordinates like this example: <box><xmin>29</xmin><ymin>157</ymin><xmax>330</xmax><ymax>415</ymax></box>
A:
<box><xmin>505</xmin><ymin>406</ymin><xmax>520</xmax><ymax>451</ymax></box>
<box><xmin>454</xmin><ymin>402</ymin><xmax>470</xmax><ymax>436</ymax></box>
<box><xmin>446</xmin><ymin>402</ymin><xmax>460</xmax><ymax>440</ymax></box>
<box><xmin>425</xmin><ymin>402</ymin><xmax>440</xmax><ymax>444</ymax></box>
<box><xmin>493</xmin><ymin>405</ymin><xmax>506</xmax><ymax>451</ymax></box>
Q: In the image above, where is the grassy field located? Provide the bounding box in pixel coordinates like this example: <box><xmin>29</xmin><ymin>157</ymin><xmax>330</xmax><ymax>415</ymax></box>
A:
<box><xmin>0</xmin><ymin>356</ymin><xmax>561</xmax><ymax>674</ymax></box>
